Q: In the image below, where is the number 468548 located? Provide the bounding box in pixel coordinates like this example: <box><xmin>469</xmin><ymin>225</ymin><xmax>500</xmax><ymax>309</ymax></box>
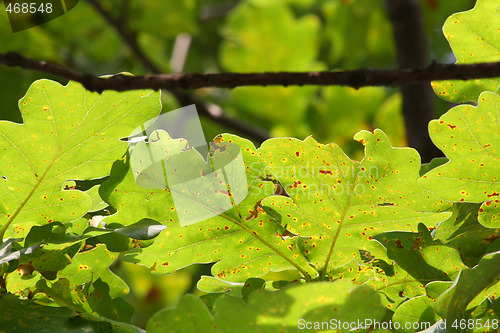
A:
<box><xmin>5</xmin><ymin>2</ymin><xmax>53</xmax><ymax>14</ymax></box>
<box><xmin>452</xmin><ymin>319</ymin><xmax>499</xmax><ymax>330</ymax></box>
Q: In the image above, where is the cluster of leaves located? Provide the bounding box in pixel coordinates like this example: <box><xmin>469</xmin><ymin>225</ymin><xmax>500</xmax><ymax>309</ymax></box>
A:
<box><xmin>0</xmin><ymin>0</ymin><xmax>499</xmax><ymax>332</ymax></box>
<box><xmin>0</xmin><ymin>0</ymin><xmax>474</xmax><ymax>157</ymax></box>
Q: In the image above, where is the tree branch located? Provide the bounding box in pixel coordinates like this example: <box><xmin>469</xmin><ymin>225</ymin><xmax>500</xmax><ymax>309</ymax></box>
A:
<box><xmin>1</xmin><ymin>51</ymin><xmax>499</xmax><ymax>92</ymax></box>
<box><xmin>385</xmin><ymin>0</ymin><xmax>442</xmax><ymax>162</ymax></box>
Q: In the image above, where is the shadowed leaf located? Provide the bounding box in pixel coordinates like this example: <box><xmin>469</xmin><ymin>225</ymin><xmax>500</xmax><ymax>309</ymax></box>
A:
<box><xmin>435</xmin><ymin>251</ymin><xmax>500</xmax><ymax>331</ymax></box>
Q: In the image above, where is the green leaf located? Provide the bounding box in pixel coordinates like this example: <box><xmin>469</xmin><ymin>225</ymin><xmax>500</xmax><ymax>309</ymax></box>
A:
<box><xmin>480</xmin><ymin>198</ymin><xmax>500</xmax><ymax>228</ymax></box>
<box><xmin>425</xmin><ymin>281</ymin><xmax>454</xmax><ymax>300</ymax></box>
<box><xmin>0</xmin><ymin>79</ymin><xmax>160</xmax><ymax>236</ymax></box>
<box><xmin>241</xmin><ymin>277</ymin><xmax>266</xmax><ymax>301</ymax></box>
<box><xmin>326</xmin><ymin>254</ymin><xmax>421</xmax><ymax>311</ymax></box>
<box><xmin>86</xmin><ymin>185</ymin><xmax>108</xmax><ymax>213</ymax></box>
<box><xmin>213</xmin><ymin>280</ymin><xmax>386</xmax><ymax>333</ymax></box>
<box><xmin>432</xmin><ymin>0</ymin><xmax>500</xmax><ymax>103</ymax></box>
<box><xmin>197</xmin><ymin>276</ymin><xmax>278</xmax><ymax>301</ymax></box>
<box><xmin>22</xmin><ymin>217</ymin><xmax>162</xmax><ymax>255</ymax></box>
<box><xmin>468</xmin><ymin>297</ymin><xmax>500</xmax><ymax>327</ymax></box>
<box><xmin>375</xmin><ymin>224</ymin><xmax>467</xmax><ymax>282</ymax></box>
<box><xmin>393</xmin><ymin>295</ymin><xmax>438</xmax><ymax>332</ymax></box>
<box><xmin>86</xmin><ymin>278</ymin><xmax>134</xmax><ymax>323</ymax></box>
<box><xmin>113</xmin><ymin>218</ymin><xmax>166</xmax><ymax>240</ymax></box>
<box><xmin>0</xmin><ymin>292</ymin><xmax>113</xmax><ymax>333</ymax></box>
<box><xmin>419</xmin><ymin>157</ymin><xmax>449</xmax><ymax>177</ymax></box>
<box><xmin>29</xmin><ymin>248</ymin><xmax>134</xmax><ymax>323</ymax></box>
<box><xmin>57</xmin><ymin>244</ymin><xmax>129</xmax><ymax>299</ymax></box>
<box><xmin>24</xmin><ymin>222</ymin><xmax>80</xmax><ymax>247</ymax></box>
<box><xmin>20</xmin><ymin>247</ymin><xmax>71</xmax><ymax>275</ymax></box>
<box><xmin>8</xmin><ymin>244</ymin><xmax>128</xmax><ymax>304</ymax></box>
<box><xmin>112</xmin><ymin>133</ymin><xmax>316</xmax><ymax>282</ymax></box>
<box><xmin>0</xmin><ymin>237</ymin><xmax>41</xmax><ymax>264</ymax></box>
<box><xmin>258</xmin><ymin>129</ymin><xmax>450</xmax><ymax>275</ymax></box>
<box><xmin>419</xmin><ymin>92</ymin><xmax>500</xmax><ymax>228</ymax></box>
<box><xmin>197</xmin><ymin>276</ymin><xmax>245</xmax><ymax>297</ymax></box>
<box><xmin>147</xmin><ymin>294</ymin><xmax>217</xmax><ymax>333</ymax></box>
<box><xmin>149</xmin><ymin>281</ymin><xmax>386</xmax><ymax>333</ymax></box>
<box><xmin>432</xmin><ymin>203</ymin><xmax>500</xmax><ymax>266</ymax></box>
<box><xmin>99</xmin><ymin>158</ymin><xmax>173</xmax><ymax>226</ymax></box>
<box><xmin>371</xmin><ymin>262</ymin><xmax>426</xmax><ymax>311</ymax></box>
<box><xmin>36</xmin><ymin>278</ymin><xmax>137</xmax><ymax>330</ymax></box>
<box><xmin>435</xmin><ymin>251</ymin><xmax>500</xmax><ymax>331</ymax></box>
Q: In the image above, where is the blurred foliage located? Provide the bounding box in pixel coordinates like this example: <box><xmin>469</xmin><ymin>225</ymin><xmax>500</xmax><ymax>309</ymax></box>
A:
<box><xmin>0</xmin><ymin>0</ymin><xmax>476</xmax><ymax>328</ymax></box>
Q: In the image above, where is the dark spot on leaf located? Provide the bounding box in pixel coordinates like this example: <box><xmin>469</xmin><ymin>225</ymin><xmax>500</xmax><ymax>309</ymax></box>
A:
<box><xmin>484</xmin><ymin>235</ymin><xmax>499</xmax><ymax>243</ymax></box>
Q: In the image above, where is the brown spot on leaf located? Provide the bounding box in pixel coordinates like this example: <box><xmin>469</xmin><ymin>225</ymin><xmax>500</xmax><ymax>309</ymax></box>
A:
<box><xmin>484</xmin><ymin>235</ymin><xmax>499</xmax><ymax>244</ymax></box>
<box><xmin>412</xmin><ymin>238</ymin><xmax>421</xmax><ymax>249</ymax></box>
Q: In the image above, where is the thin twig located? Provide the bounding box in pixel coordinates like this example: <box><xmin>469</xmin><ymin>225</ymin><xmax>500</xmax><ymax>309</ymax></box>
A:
<box><xmin>2</xmin><ymin>51</ymin><xmax>500</xmax><ymax>92</ymax></box>
<box><xmin>85</xmin><ymin>0</ymin><xmax>270</xmax><ymax>143</ymax></box>
<box><xmin>86</xmin><ymin>0</ymin><xmax>159</xmax><ymax>73</ymax></box>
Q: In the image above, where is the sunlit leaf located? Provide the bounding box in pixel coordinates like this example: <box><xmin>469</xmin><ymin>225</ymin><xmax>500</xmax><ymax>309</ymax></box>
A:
<box><xmin>432</xmin><ymin>0</ymin><xmax>500</xmax><ymax>103</ymax></box>
<box><xmin>107</xmin><ymin>134</ymin><xmax>316</xmax><ymax>282</ymax></box>
<box><xmin>214</xmin><ymin>280</ymin><xmax>385</xmax><ymax>333</ymax></box>
<box><xmin>148</xmin><ymin>280</ymin><xmax>385</xmax><ymax>333</ymax></box>
<box><xmin>57</xmin><ymin>244</ymin><xmax>129</xmax><ymax>299</ymax></box>
<box><xmin>258</xmin><ymin>129</ymin><xmax>450</xmax><ymax>274</ymax></box>
<box><xmin>419</xmin><ymin>92</ymin><xmax>500</xmax><ymax>228</ymax></box>
<box><xmin>0</xmin><ymin>79</ymin><xmax>160</xmax><ymax>236</ymax></box>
